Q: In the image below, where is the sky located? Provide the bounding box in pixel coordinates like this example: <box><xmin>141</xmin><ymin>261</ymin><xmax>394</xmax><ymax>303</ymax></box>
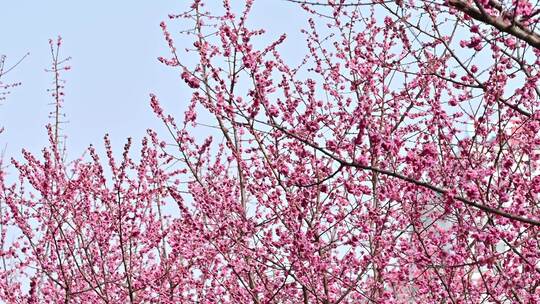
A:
<box><xmin>0</xmin><ymin>0</ymin><xmax>307</xmax><ymax>162</ymax></box>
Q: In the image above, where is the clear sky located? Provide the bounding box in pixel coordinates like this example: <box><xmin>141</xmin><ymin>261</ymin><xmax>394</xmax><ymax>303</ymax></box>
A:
<box><xmin>0</xmin><ymin>0</ymin><xmax>306</xmax><ymax>162</ymax></box>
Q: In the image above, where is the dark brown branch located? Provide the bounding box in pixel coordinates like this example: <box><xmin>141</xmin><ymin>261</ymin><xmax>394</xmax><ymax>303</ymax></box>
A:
<box><xmin>274</xmin><ymin>125</ymin><xmax>540</xmax><ymax>227</ymax></box>
<box><xmin>448</xmin><ymin>0</ymin><xmax>540</xmax><ymax>50</ymax></box>
<box><xmin>296</xmin><ymin>164</ymin><xmax>344</xmax><ymax>187</ymax></box>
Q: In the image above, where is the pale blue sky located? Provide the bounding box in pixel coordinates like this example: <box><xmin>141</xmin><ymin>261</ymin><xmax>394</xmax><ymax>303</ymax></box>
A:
<box><xmin>1</xmin><ymin>1</ymin><xmax>306</xmax><ymax>160</ymax></box>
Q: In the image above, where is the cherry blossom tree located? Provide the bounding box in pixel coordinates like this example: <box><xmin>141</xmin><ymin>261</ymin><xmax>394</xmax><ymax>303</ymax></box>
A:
<box><xmin>1</xmin><ymin>0</ymin><xmax>540</xmax><ymax>302</ymax></box>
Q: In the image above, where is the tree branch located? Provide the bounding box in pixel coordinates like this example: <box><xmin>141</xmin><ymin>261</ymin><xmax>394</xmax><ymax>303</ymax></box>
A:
<box><xmin>274</xmin><ymin>125</ymin><xmax>540</xmax><ymax>227</ymax></box>
<box><xmin>448</xmin><ymin>0</ymin><xmax>540</xmax><ymax>50</ymax></box>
